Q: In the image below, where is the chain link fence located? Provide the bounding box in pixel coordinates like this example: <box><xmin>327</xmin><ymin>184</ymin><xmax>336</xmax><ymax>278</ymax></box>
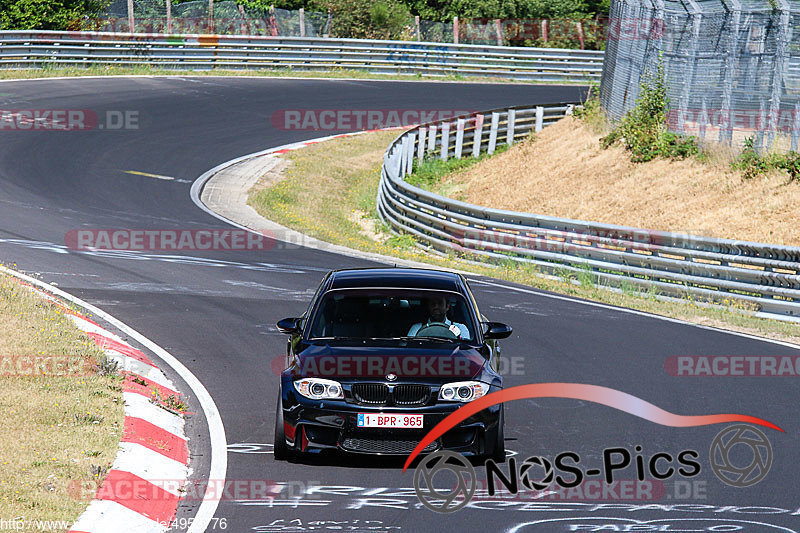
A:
<box><xmin>601</xmin><ymin>0</ymin><xmax>800</xmax><ymax>152</ymax></box>
<box><xmin>85</xmin><ymin>1</ymin><xmax>607</xmax><ymax>49</ymax></box>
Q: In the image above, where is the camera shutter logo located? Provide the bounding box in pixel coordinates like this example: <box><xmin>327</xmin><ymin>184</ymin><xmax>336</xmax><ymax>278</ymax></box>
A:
<box><xmin>520</xmin><ymin>456</ymin><xmax>555</xmax><ymax>491</ymax></box>
<box><xmin>710</xmin><ymin>424</ymin><xmax>772</xmax><ymax>488</ymax></box>
<box><xmin>413</xmin><ymin>451</ymin><xmax>476</xmax><ymax>513</ymax></box>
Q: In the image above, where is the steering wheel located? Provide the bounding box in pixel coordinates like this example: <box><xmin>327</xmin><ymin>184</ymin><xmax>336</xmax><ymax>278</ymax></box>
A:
<box><xmin>415</xmin><ymin>322</ymin><xmax>458</xmax><ymax>339</ymax></box>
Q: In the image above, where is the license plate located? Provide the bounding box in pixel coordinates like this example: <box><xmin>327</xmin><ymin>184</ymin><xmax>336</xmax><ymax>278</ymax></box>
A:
<box><xmin>357</xmin><ymin>413</ymin><xmax>423</xmax><ymax>428</ymax></box>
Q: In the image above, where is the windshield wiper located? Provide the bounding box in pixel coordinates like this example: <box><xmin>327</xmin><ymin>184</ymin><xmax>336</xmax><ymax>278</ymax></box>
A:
<box><xmin>394</xmin><ymin>336</ymin><xmax>458</xmax><ymax>343</ymax></box>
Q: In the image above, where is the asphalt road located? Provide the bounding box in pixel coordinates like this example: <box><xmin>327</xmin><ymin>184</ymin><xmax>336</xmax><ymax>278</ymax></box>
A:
<box><xmin>1</xmin><ymin>77</ymin><xmax>799</xmax><ymax>533</ymax></box>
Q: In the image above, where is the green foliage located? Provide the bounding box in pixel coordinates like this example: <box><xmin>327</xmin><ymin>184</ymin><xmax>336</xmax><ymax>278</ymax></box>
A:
<box><xmin>600</xmin><ymin>59</ymin><xmax>698</xmax><ymax>163</ymax></box>
<box><xmin>732</xmin><ymin>137</ymin><xmax>800</xmax><ymax>182</ymax></box>
<box><xmin>313</xmin><ymin>0</ymin><xmax>412</xmax><ymax>39</ymax></box>
<box><xmin>0</xmin><ymin>0</ymin><xmax>108</xmax><ymax>30</ymax></box>
<box><xmin>400</xmin><ymin>0</ymin><xmax>606</xmax><ymax>22</ymax></box>
<box><xmin>407</xmin><ymin>144</ymin><xmax>508</xmax><ymax>190</ymax></box>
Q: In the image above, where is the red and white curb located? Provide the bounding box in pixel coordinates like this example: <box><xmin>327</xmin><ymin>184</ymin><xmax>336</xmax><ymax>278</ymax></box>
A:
<box><xmin>8</xmin><ymin>276</ymin><xmax>193</xmax><ymax>533</ymax></box>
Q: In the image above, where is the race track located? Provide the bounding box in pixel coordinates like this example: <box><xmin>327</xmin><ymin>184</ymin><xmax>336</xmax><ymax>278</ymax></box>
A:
<box><xmin>1</xmin><ymin>76</ymin><xmax>799</xmax><ymax>533</ymax></box>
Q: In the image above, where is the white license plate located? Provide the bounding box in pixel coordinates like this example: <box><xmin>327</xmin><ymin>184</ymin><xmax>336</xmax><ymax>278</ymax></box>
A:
<box><xmin>357</xmin><ymin>413</ymin><xmax>423</xmax><ymax>429</ymax></box>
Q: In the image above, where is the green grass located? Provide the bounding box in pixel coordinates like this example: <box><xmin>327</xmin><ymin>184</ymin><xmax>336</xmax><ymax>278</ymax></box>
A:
<box><xmin>406</xmin><ymin>145</ymin><xmax>509</xmax><ymax>195</ymax></box>
<box><xmin>247</xmin><ymin>131</ymin><xmax>800</xmax><ymax>345</ymax></box>
<box><xmin>0</xmin><ymin>65</ymin><xmax>590</xmax><ymax>85</ymax></box>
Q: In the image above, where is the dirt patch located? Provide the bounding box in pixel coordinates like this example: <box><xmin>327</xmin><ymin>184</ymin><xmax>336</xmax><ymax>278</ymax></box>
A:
<box><xmin>442</xmin><ymin>116</ymin><xmax>800</xmax><ymax>246</ymax></box>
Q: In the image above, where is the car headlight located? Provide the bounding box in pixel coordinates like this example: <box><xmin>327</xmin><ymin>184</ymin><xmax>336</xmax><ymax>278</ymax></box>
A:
<box><xmin>438</xmin><ymin>381</ymin><xmax>490</xmax><ymax>402</ymax></box>
<box><xmin>293</xmin><ymin>378</ymin><xmax>344</xmax><ymax>400</ymax></box>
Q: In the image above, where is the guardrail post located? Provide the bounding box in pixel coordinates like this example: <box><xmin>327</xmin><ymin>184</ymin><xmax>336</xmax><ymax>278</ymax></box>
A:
<box><xmin>400</xmin><ymin>136</ymin><xmax>409</xmax><ymax>176</ymax></box>
<box><xmin>427</xmin><ymin>125</ymin><xmax>437</xmax><ymax>154</ymax></box>
<box><xmin>441</xmin><ymin>122</ymin><xmax>451</xmax><ymax>160</ymax></box>
<box><xmin>535</xmin><ymin>106</ymin><xmax>543</xmax><ymax>132</ymax></box>
<box><xmin>127</xmin><ymin>0</ymin><xmax>135</xmax><ymax>32</ymax></box>
<box><xmin>417</xmin><ymin>127</ymin><xmax>427</xmax><ymax>162</ymax></box>
<box><xmin>406</xmin><ymin>133</ymin><xmax>416</xmax><ymax>176</ymax></box>
<box><xmin>792</xmin><ymin>102</ymin><xmax>800</xmax><ymax>152</ymax></box>
<box><xmin>299</xmin><ymin>8</ymin><xmax>306</xmax><ymax>37</ymax></box>
<box><xmin>472</xmin><ymin>114</ymin><xmax>485</xmax><ymax>158</ymax></box>
<box><xmin>488</xmin><ymin>112</ymin><xmax>499</xmax><ymax>154</ymax></box>
<box><xmin>415</xmin><ymin>16</ymin><xmax>421</xmax><ymax>41</ymax></box>
<box><xmin>454</xmin><ymin>118</ymin><xmax>465</xmax><ymax>159</ymax></box>
<box><xmin>506</xmin><ymin>109</ymin><xmax>516</xmax><ymax>146</ymax></box>
<box><xmin>453</xmin><ymin>17</ymin><xmax>459</xmax><ymax>44</ymax></box>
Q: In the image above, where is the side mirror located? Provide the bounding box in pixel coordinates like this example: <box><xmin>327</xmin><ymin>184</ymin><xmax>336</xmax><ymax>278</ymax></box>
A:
<box><xmin>277</xmin><ymin>317</ymin><xmax>302</xmax><ymax>335</ymax></box>
<box><xmin>483</xmin><ymin>322</ymin><xmax>512</xmax><ymax>340</ymax></box>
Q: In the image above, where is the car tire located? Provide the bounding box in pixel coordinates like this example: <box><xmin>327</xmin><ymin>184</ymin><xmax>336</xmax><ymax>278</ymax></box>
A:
<box><xmin>274</xmin><ymin>392</ymin><xmax>290</xmax><ymax>461</ymax></box>
<box><xmin>491</xmin><ymin>406</ymin><xmax>506</xmax><ymax>463</ymax></box>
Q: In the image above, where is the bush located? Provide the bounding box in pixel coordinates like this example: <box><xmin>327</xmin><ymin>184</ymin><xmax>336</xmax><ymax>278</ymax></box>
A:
<box><xmin>600</xmin><ymin>59</ymin><xmax>698</xmax><ymax>163</ymax></box>
<box><xmin>732</xmin><ymin>137</ymin><xmax>800</xmax><ymax>181</ymax></box>
<box><xmin>314</xmin><ymin>0</ymin><xmax>412</xmax><ymax>40</ymax></box>
<box><xmin>0</xmin><ymin>0</ymin><xmax>109</xmax><ymax>30</ymax></box>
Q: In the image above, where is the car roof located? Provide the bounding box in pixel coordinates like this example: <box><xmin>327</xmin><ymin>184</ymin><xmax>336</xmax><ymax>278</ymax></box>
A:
<box><xmin>327</xmin><ymin>268</ymin><xmax>464</xmax><ymax>291</ymax></box>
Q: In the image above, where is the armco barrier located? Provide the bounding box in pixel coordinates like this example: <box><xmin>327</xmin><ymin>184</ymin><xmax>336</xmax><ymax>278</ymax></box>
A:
<box><xmin>0</xmin><ymin>30</ymin><xmax>602</xmax><ymax>82</ymax></box>
<box><xmin>377</xmin><ymin>104</ymin><xmax>800</xmax><ymax>322</ymax></box>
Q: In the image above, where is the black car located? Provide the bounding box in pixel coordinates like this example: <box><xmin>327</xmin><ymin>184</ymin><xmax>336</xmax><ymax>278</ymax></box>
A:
<box><xmin>273</xmin><ymin>267</ymin><xmax>512</xmax><ymax>461</ymax></box>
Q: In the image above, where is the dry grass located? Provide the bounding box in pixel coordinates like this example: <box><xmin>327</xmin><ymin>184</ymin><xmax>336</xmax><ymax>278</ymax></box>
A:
<box><xmin>246</xmin><ymin>130</ymin><xmax>800</xmax><ymax>345</ymax></box>
<box><xmin>0</xmin><ymin>273</ymin><xmax>123</xmax><ymax>530</ymax></box>
<box><xmin>442</xmin><ymin>116</ymin><xmax>800</xmax><ymax>245</ymax></box>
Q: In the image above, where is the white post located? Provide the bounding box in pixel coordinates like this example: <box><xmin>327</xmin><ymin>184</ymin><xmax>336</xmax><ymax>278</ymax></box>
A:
<box><xmin>400</xmin><ymin>136</ymin><xmax>409</xmax><ymax>176</ymax></box>
<box><xmin>417</xmin><ymin>127</ymin><xmax>427</xmax><ymax>162</ymax></box>
<box><xmin>472</xmin><ymin>114</ymin><xmax>485</xmax><ymax>158</ymax></box>
<box><xmin>699</xmin><ymin>99</ymin><xmax>708</xmax><ymax>143</ymax></box>
<box><xmin>453</xmin><ymin>16</ymin><xmax>459</xmax><ymax>44</ymax></box>
<box><xmin>167</xmin><ymin>0</ymin><xmax>172</xmax><ymax>33</ymax></box>
<box><xmin>441</xmin><ymin>122</ymin><xmax>451</xmax><ymax>160</ymax></box>
<box><xmin>488</xmin><ymin>112</ymin><xmax>500</xmax><ymax>154</ymax></box>
<box><xmin>406</xmin><ymin>133</ymin><xmax>416</xmax><ymax>176</ymax></box>
<box><xmin>506</xmin><ymin>108</ymin><xmax>516</xmax><ymax>146</ymax></box>
<box><xmin>454</xmin><ymin>118</ymin><xmax>465</xmax><ymax>159</ymax></box>
<box><xmin>494</xmin><ymin>19</ymin><xmax>502</xmax><ymax>46</ymax></box>
<box><xmin>535</xmin><ymin>106</ymin><xmax>544</xmax><ymax>132</ymax></box>
<box><xmin>208</xmin><ymin>0</ymin><xmax>214</xmax><ymax>32</ymax></box>
<box><xmin>427</xmin><ymin>125</ymin><xmax>437</xmax><ymax>153</ymax></box>
<box><xmin>792</xmin><ymin>102</ymin><xmax>800</xmax><ymax>152</ymax></box>
<box><xmin>415</xmin><ymin>15</ymin><xmax>420</xmax><ymax>41</ymax></box>
<box><xmin>299</xmin><ymin>8</ymin><xmax>305</xmax><ymax>37</ymax></box>
<box><xmin>127</xmin><ymin>0</ymin><xmax>134</xmax><ymax>32</ymax></box>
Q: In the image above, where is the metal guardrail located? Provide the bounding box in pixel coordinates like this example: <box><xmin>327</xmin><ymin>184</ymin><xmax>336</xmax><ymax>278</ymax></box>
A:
<box><xmin>377</xmin><ymin>104</ymin><xmax>800</xmax><ymax>322</ymax></box>
<box><xmin>0</xmin><ymin>30</ymin><xmax>603</xmax><ymax>83</ymax></box>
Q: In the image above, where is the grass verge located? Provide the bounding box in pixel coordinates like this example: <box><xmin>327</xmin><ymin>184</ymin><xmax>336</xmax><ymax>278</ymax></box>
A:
<box><xmin>0</xmin><ymin>272</ymin><xmax>124</xmax><ymax>530</ymax></box>
<box><xmin>248</xmin><ymin>131</ymin><xmax>800</xmax><ymax>345</ymax></box>
<box><xmin>0</xmin><ymin>65</ymin><xmax>590</xmax><ymax>85</ymax></box>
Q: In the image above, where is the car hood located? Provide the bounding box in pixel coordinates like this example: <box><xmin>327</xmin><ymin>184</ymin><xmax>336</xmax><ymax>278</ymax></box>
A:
<box><xmin>292</xmin><ymin>343</ymin><xmax>487</xmax><ymax>381</ymax></box>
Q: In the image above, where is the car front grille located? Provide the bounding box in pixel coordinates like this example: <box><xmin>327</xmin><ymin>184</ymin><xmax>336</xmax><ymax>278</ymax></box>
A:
<box><xmin>341</xmin><ymin>437</ymin><xmax>440</xmax><ymax>454</ymax></box>
<box><xmin>350</xmin><ymin>383</ymin><xmax>431</xmax><ymax>406</ymax></box>
<box><xmin>352</xmin><ymin>383</ymin><xmax>389</xmax><ymax>405</ymax></box>
<box><xmin>393</xmin><ymin>384</ymin><xmax>430</xmax><ymax>406</ymax></box>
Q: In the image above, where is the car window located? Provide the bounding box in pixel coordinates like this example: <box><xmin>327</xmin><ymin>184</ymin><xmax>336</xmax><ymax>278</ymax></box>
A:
<box><xmin>308</xmin><ymin>289</ymin><xmax>476</xmax><ymax>342</ymax></box>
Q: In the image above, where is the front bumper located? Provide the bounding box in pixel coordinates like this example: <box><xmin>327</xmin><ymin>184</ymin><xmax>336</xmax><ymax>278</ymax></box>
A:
<box><xmin>281</xmin><ymin>392</ymin><xmax>501</xmax><ymax>456</ymax></box>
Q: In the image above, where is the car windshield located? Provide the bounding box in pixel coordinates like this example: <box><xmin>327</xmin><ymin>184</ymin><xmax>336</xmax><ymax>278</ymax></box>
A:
<box><xmin>308</xmin><ymin>289</ymin><xmax>477</xmax><ymax>342</ymax></box>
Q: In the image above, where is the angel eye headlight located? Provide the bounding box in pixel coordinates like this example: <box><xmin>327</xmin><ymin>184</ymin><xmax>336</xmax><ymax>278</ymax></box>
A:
<box><xmin>294</xmin><ymin>378</ymin><xmax>345</xmax><ymax>400</ymax></box>
<box><xmin>438</xmin><ymin>381</ymin><xmax>490</xmax><ymax>402</ymax></box>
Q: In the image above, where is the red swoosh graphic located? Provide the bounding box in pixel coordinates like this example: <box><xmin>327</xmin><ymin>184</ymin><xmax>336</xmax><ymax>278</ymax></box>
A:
<box><xmin>403</xmin><ymin>383</ymin><xmax>784</xmax><ymax>471</ymax></box>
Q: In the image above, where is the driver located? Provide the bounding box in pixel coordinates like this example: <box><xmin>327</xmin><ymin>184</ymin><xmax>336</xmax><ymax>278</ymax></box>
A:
<box><xmin>408</xmin><ymin>295</ymin><xmax>470</xmax><ymax>339</ymax></box>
